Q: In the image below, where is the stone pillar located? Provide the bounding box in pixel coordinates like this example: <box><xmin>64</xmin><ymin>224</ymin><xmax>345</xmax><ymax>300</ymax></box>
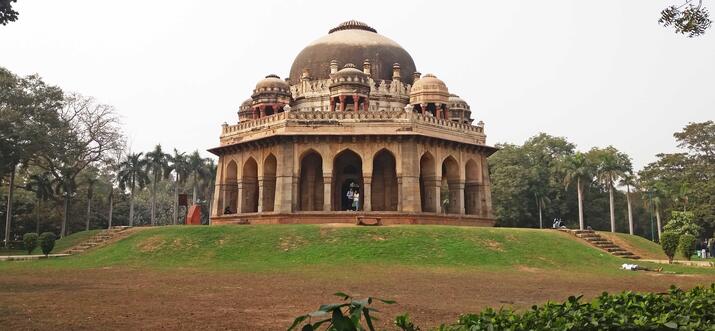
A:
<box><xmin>330</xmin><ymin>98</ymin><xmax>335</xmax><ymax>112</ymax></box>
<box><xmin>275</xmin><ymin>142</ymin><xmax>294</xmax><ymax>213</ymax></box>
<box><xmin>211</xmin><ymin>159</ymin><xmax>225</xmax><ymax>218</ymax></box>
<box><xmin>253</xmin><ymin>107</ymin><xmax>258</xmax><ymax>120</ymax></box>
<box><xmin>363</xmin><ymin>98</ymin><xmax>369</xmax><ymax>112</ymax></box>
<box><xmin>436</xmin><ymin>106</ymin><xmax>442</xmax><ymax>120</ymax></box>
<box><xmin>259</xmin><ymin>105</ymin><xmax>266</xmax><ymax>118</ymax></box>
<box><xmin>339</xmin><ymin>95</ymin><xmax>346</xmax><ymax>112</ymax></box>
<box><xmin>429</xmin><ymin>176</ymin><xmax>441</xmax><ymax>213</ymax></box>
<box><xmin>236</xmin><ymin>179</ymin><xmax>245</xmax><ymax>213</ymax></box>
<box><xmin>421</xmin><ymin>104</ymin><xmax>427</xmax><ymax>115</ymax></box>
<box><xmin>399</xmin><ymin>141</ymin><xmax>421</xmax><ymax>212</ymax></box>
<box><xmin>257</xmin><ymin>177</ymin><xmax>265</xmax><ymax>212</ymax></box>
<box><xmin>323</xmin><ymin>174</ymin><xmax>332</xmax><ymax>211</ymax></box>
<box><xmin>396</xmin><ymin>175</ymin><xmax>403</xmax><ymax>211</ymax></box>
<box><xmin>353</xmin><ymin>94</ymin><xmax>359</xmax><ymax>112</ymax></box>
<box><xmin>362</xmin><ymin>175</ymin><xmax>372</xmax><ymax>212</ymax></box>
<box><xmin>481</xmin><ymin>157</ymin><xmax>494</xmax><ymax>218</ymax></box>
<box><xmin>450</xmin><ymin>180</ymin><xmax>465</xmax><ymax>215</ymax></box>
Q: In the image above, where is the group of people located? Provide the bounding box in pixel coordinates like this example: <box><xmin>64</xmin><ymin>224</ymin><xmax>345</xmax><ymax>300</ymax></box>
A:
<box><xmin>551</xmin><ymin>218</ymin><xmax>566</xmax><ymax>229</ymax></box>
<box><xmin>345</xmin><ymin>182</ymin><xmax>360</xmax><ymax>211</ymax></box>
<box><xmin>696</xmin><ymin>238</ymin><xmax>715</xmax><ymax>259</ymax></box>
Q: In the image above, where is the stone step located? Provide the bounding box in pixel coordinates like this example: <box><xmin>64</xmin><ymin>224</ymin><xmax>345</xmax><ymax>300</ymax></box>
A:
<box><xmin>572</xmin><ymin>230</ymin><xmax>595</xmax><ymax>234</ymax></box>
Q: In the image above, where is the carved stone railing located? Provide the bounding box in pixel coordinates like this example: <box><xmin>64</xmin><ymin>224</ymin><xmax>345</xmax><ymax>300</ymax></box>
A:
<box><xmin>221</xmin><ymin>110</ymin><xmax>484</xmax><ymax>137</ymax></box>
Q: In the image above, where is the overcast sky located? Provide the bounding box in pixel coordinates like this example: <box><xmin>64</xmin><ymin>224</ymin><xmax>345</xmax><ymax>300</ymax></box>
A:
<box><xmin>2</xmin><ymin>1</ymin><xmax>713</xmax><ymax>170</ymax></box>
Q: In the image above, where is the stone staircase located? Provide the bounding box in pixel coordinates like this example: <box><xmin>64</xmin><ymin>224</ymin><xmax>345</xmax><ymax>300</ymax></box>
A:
<box><xmin>559</xmin><ymin>229</ymin><xmax>640</xmax><ymax>260</ymax></box>
<box><xmin>63</xmin><ymin>226</ymin><xmax>133</xmax><ymax>255</ymax></box>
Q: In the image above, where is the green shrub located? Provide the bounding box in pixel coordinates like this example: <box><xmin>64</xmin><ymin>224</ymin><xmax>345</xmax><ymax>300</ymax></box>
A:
<box><xmin>678</xmin><ymin>233</ymin><xmax>697</xmax><ymax>261</ymax></box>
<box><xmin>660</xmin><ymin>231</ymin><xmax>679</xmax><ymax>263</ymax></box>
<box><xmin>39</xmin><ymin>232</ymin><xmax>57</xmax><ymax>256</ymax></box>
<box><xmin>22</xmin><ymin>233</ymin><xmax>39</xmax><ymax>255</ymax></box>
<box><xmin>289</xmin><ymin>292</ymin><xmax>395</xmax><ymax>331</ymax></box>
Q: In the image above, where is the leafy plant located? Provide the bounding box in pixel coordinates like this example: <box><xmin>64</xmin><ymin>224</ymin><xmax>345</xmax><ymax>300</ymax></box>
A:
<box><xmin>394</xmin><ymin>313</ymin><xmax>420</xmax><ymax>331</ymax></box>
<box><xmin>663</xmin><ymin>211</ymin><xmax>701</xmax><ymax>237</ymax></box>
<box><xmin>288</xmin><ymin>292</ymin><xmax>395</xmax><ymax>331</ymax></box>
<box><xmin>22</xmin><ymin>232</ymin><xmax>38</xmax><ymax>255</ymax></box>
<box><xmin>660</xmin><ymin>231</ymin><xmax>679</xmax><ymax>263</ymax></box>
<box><xmin>39</xmin><ymin>232</ymin><xmax>57</xmax><ymax>256</ymax></box>
<box><xmin>678</xmin><ymin>233</ymin><xmax>697</xmax><ymax>261</ymax></box>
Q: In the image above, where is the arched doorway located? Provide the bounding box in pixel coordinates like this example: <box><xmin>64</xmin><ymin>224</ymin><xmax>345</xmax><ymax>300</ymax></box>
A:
<box><xmin>441</xmin><ymin>156</ymin><xmax>459</xmax><ymax>214</ymax></box>
<box><xmin>299</xmin><ymin>150</ymin><xmax>324</xmax><ymax>211</ymax></box>
<box><xmin>262</xmin><ymin>154</ymin><xmax>277</xmax><ymax>212</ymax></box>
<box><xmin>333</xmin><ymin>149</ymin><xmax>363</xmax><ymax>211</ymax></box>
<box><xmin>465</xmin><ymin>159</ymin><xmax>481</xmax><ymax>215</ymax></box>
<box><xmin>372</xmin><ymin>149</ymin><xmax>398</xmax><ymax>211</ymax></box>
<box><xmin>419</xmin><ymin>152</ymin><xmax>436</xmax><ymax>212</ymax></box>
<box><xmin>242</xmin><ymin>158</ymin><xmax>259</xmax><ymax>213</ymax></box>
<box><xmin>224</xmin><ymin>160</ymin><xmax>238</xmax><ymax>214</ymax></box>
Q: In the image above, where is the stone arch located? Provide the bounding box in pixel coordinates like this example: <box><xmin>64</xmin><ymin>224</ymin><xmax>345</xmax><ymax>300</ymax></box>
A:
<box><xmin>298</xmin><ymin>150</ymin><xmax>324</xmax><ymax>211</ymax></box>
<box><xmin>419</xmin><ymin>152</ymin><xmax>437</xmax><ymax>212</ymax></box>
<box><xmin>224</xmin><ymin>160</ymin><xmax>238</xmax><ymax>214</ymax></box>
<box><xmin>441</xmin><ymin>155</ymin><xmax>460</xmax><ymax>214</ymax></box>
<box><xmin>333</xmin><ymin>149</ymin><xmax>363</xmax><ymax>211</ymax></box>
<box><xmin>464</xmin><ymin>158</ymin><xmax>481</xmax><ymax>215</ymax></box>
<box><xmin>241</xmin><ymin>157</ymin><xmax>259</xmax><ymax>213</ymax></box>
<box><xmin>371</xmin><ymin>149</ymin><xmax>398</xmax><ymax>211</ymax></box>
<box><xmin>262</xmin><ymin>154</ymin><xmax>277</xmax><ymax>212</ymax></box>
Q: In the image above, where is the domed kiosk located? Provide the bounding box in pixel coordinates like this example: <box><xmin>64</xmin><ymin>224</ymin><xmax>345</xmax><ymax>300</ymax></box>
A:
<box><xmin>209</xmin><ymin>21</ymin><xmax>496</xmax><ymax>226</ymax></box>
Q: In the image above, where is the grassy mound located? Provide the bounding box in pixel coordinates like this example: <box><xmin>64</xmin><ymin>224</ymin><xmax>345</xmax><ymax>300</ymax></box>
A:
<box><xmin>4</xmin><ymin>225</ymin><xmax>693</xmax><ymax>272</ymax></box>
<box><xmin>0</xmin><ymin>229</ymin><xmax>102</xmax><ymax>255</ymax></box>
<box><xmin>598</xmin><ymin>232</ymin><xmax>666</xmax><ymax>260</ymax></box>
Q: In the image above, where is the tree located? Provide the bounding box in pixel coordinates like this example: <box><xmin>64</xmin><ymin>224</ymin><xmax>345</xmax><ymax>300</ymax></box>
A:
<box><xmin>561</xmin><ymin>152</ymin><xmax>595</xmax><ymax>230</ymax></box>
<box><xmin>678</xmin><ymin>233</ymin><xmax>697</xmax><ymax>260</ymax></box>
<box><xmin>118</xmin><ymin>153</ymin><xmax>148</xmax><ymax>227</ymax></box>
<box><xmin>25</xmin><ymin>172</ymin><xmax>54</xmax><ymax>234</ymax></box>
<box><xmin>660</xmin><ymin>0</ymin><xmax>712</xmax><ymax>37</ymax></box>
<box><xmin>167</xmin><ymin>149</ymin><xmax>189</xmax><ymax>225</ymax></box>
<box><xmin>0</xmin><ymin>0</ymin><xmax>18</xmax><ymax>26</ymax></box>
<box><xmin>1</xmin><ymin>68</ymin><xmax>63</xmax><ymax>246</ymax></box>
<box><xmin>660</xmin><ymin>231</ymin><xmax>679</xmax><ymax>263</ymax></box>
<box><xmin>37</xmin><ymin>92</ymin><xmax>124</xmax><ymax>237</ymax></box>
<box><xmin>592</xmin><ymin>146</ymin><xmax>632</xmax><ymax>233</ymax></box>
<box><xmin>78</xmin><ymin>167</ymin><xmax>99</xmax><ymax>231</ymax></box>
<box><xmin>620</xmin><ymin>172</ymin><xmax>638</xmax><ymax>235</ymax></box>
<box><xmin>144</xmin><ymin>145</ymin><xmax>169</xmax><ymax>226</ymax></box>
<box><xmin>39</xmin><ymin>232</ymin><xmax>56</xmax><ymax>256</ymax></box>
<box><xmin>187</xmin><ymin>151</ymin><xmax>209</xmax><ymax>204</ymax></box>
<box><xmin>203</xmin><ymin>158</ymin><xmax>217</xmax><ymax>224</ymax></box>
<box><xmin>663</xmin><ymin>211</ymin><xmax>701</xmax><ymax>237</ymax></box>
<box><xmin>22</xmin><ymin>232</ymin><xmax>38</xmax><ymax>255</ymax></box>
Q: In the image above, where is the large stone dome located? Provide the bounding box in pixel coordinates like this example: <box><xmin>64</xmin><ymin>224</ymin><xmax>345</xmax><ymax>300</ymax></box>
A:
<box><xmin>289</xmin><ymin>20</ymin><xmax>417</xmax><ymax>85</ymax></box>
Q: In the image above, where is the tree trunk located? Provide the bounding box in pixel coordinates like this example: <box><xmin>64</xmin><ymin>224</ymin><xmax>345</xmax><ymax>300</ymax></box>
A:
<box><xmin>626</xmin><ymin>185</ymin><xmax>633</xmax><ymax>235</ymax></box>
<box><xmin>36</xmin><ymin>198</ymin><xmax>41</xmax><ymax>234</ymax></box>
<box><xmin>206</xmin><ymin>179</ymin><xmax>214</xmax><ymax>226</ymax></box>
<box><xmin>655</xmin><ymin>203</ymin><xmax>662</xmax><ymax>240</ymax></box>
<box><xmin>108</xmin><ymin>189</ymin><xmax>113</xmax><ymax>229</ymax></box>
<box><xmin>608</xmin><ymin>183</ymin><xmax>615</xmax><ymax>232</ymax></box>
<box><xmin>150</xmin><ymin>176</ymin><xmax>157</xmax><ymax>226</ymax></box>
<box><xmin>193</xmin><ymin>175</ymin><xmax>198</xmax><ymax>204</ymax></box>
<box><xmin>577</xmin><ymin>178</ymin><xmax>584</xmax><ymax>230</ymax></box>
<box><xmin>173</xmin><ymin>175</ymin><xmax>179</xmax><ymax>225</ymax></box>
<box><xmin>4</xmin><ymin>164</ymin><xmax>16</xmax><ymax>248</ymax></box>
<box><xmin>85</xmin><ymin>191</ymin><xmax>92</xmax><ymax>231</ymax></box>
<box><xmin>129</xmin><ymin>188</ymin><xmax>135</xmax><ymax>227</ymax></box>
<box><xmin>61</xmin><ymin>194</ymin><xmax>70</xmax><ymax>238</ymax></box>
<box><xmin>535</xmin><ymin>194</ymin><xmax>543</xmax><ymax>229</ymax></box>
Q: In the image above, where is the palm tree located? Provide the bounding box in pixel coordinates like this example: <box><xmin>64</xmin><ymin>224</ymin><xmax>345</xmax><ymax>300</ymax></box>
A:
<box><xmin>144</xmin><ymin>145</ymin><xmax>169</xmax><ymax>226</ymax></box>
<box><xmin>620</xmin><ymin>172</ymin><xmax>637</xmax><ymax>235</ymax></box>
<box><xmin>25</xmin><ymin>172</ymin><xmax>54</xmax><ymax>234</ymax></box>
<box><xmin>167</xmin><ymin>149</ymin><xmax>189</xmax><ymax>225</ymax></box>
<box><xmin>187</xmin><ymin>151</ymin><xmax>209</xmax><ymax>204</ymax></box>
<box><xmin>593</xmin><ymin>147</ymin><xmax>631</xmax><ymax>233</ymax></box>
<box><xmin>118</xmin><ymin>153</ymin><xmax>148</xmax><ymax>226</ymax></box>
<box><xmin>561</xmin><ymin>152</ymin><xmax>594</xmax><ymax>230</ymax></box>
<box><xmin>203</xmin><ymin>158</ymin><xmax>217</xmax><ymax>224</ymax></box>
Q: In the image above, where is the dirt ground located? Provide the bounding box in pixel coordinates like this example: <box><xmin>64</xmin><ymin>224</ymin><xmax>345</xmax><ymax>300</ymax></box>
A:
<box><xmin>0</xmin><ymin>266</ymin><xmax>713</xmax><ymax>330</ymax></box>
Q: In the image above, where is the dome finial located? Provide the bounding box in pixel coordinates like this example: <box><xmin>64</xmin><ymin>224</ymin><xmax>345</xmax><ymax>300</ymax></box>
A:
<box><xmin>329</xmin><ymin>20</ymin><xmax>377</xmax><ymax>34</ymax></box>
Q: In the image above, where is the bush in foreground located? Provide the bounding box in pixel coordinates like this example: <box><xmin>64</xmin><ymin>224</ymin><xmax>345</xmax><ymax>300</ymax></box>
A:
<box><xmin>678</xmin><ymin>233</ymin><xmax>697</xmax><ymax>261</ymax></box>
<box><xmin>660</xmin><ymin>231</ymin><xmax>679</xmax><ymax>263</ymax></box>
<box><xmin>22</xmin><ymin>233</ymin><xmax>39</xmax><ymax>255</ymax></box>
<box><xmin>39</xmin><ymin>232</ymin><xmax>57</xmax><ymax>256</ymax></box>
<box><xmin>289</xmin><ymin>285</ymin><xmax>715</xmax><ymax>331</ymax></box>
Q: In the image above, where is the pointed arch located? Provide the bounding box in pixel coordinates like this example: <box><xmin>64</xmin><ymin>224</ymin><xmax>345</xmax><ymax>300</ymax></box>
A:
<box><xmin>441</xmin><ymin>155</ymin><xmax>460</xmax><ymax>214</ymax></box>
<box><xmin>372</xmin><ymin>149</ymin><xmax>398</xmax><ymax>211</ymax></box>
<box><xmin>299</xmin><ymin>150</ymin><xmax>323</xmax><ymax>211</ymax></box>
<box><xmin>464</xmin><ymin>159</ymin><xmax>481</xmax><ymax>215</ymax></box>
<box><xmin>333</xmin><ymin>149</ymin><xmax>363</xmax><ymax>211</ymax></box>
<box><xmin>262</xmin><ymin>154</ymin><xmax>277</xmax><ymax>212</ymax></box>
<box><xmin>223</xmin><ymin>160</ymin><xmax>238</xmax><ymax>214</ymax></box>
<box><xmin>241</xmin><ymin>157</ymin><xmax>259</xmax><ymax>213</ymax></box>
<box><xmin>419</xmin><ymin>152</ymin><xmax>436</xmax><ymax>212</ymax></box>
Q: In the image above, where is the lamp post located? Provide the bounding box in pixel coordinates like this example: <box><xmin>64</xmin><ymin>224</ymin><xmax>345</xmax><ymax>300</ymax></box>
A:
<box><xmin>648</xmin><ymin>190</ymin><xmax>655</xmax><ymax>242</ymax></box>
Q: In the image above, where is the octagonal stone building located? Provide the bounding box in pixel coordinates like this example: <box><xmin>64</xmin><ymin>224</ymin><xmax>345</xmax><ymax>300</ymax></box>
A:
<box><xmin>209</xmin><ymin>21</ymin><xmax>497</xmax><ymax>226</ymax></box>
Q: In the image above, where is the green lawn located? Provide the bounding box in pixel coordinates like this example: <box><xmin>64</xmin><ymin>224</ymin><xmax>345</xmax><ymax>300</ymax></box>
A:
<box><xmin>0</xmin><ymin>229</ymin><xmax>103</xmax><ymax>256</ymax></box>
<box><xmin>2</xmin><ymin>225</ymin><xmax>712</xmax><ymax>275</ymax></box>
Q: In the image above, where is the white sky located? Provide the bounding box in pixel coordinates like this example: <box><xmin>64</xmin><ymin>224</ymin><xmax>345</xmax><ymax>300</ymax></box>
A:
<box><xmin>1</xmin><ymin>1</ymin><xmax>713</xmax><ymax>170</ymax></box>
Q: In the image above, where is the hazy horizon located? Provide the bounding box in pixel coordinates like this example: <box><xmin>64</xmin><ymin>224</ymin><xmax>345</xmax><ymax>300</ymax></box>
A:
<box><xmin>1</xmin><ymin>1</ymin><xmax>713</xmax><ymax>170</ymax></box>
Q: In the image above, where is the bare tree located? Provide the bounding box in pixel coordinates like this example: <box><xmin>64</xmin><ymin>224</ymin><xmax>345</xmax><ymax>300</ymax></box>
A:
<box><xmin>38</xmin><ymin>93</ymin><xmax>124</xmax><ymax>237</ymax></box>
<box><xmin>660</xmin><ymin>0</ymin><xmax>712</xmax><ymax>37</ymax></box>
